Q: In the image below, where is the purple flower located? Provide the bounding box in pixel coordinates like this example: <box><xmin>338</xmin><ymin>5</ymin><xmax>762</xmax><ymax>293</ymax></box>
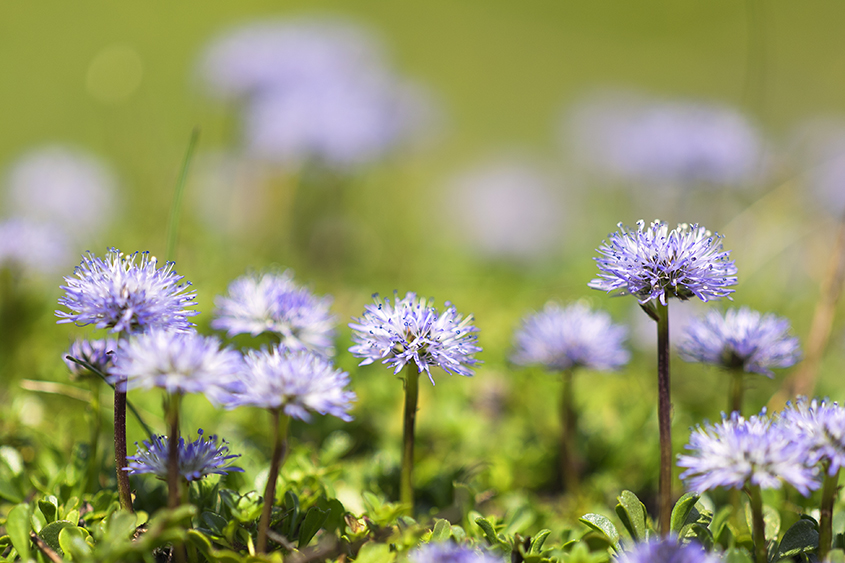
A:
<box><xmin>212</xmin><ymin>271</ymin><xmax>336</xmax><ymax>357</ymax></box>
<box><xmin>64</xmin><ymin>338</ymin><xmax>118</xmax><ymax>379</ymax></box>
<box><xmin>409</xmin><ymin>542</ymin><xmax>503</xmax><ymax>563</ymax></box>
<box><xmin>677</xmin><ymin>411</ymin><xmax>819</xmax><ymax>496</ymax></box>
<box><xmin>511</xmin><ymin>302</ymin><xmax>629</xmax><ymax>371</ymax></box>
<box><xmin>589</xmin><ymin>220</ymin><xmax>737</xmax><ymax>306</ymax></box>
<box><xmin>678</xmin><ymin>307</ymin><xmax>801</xmax><ymax>377</ymax></box>
<box><xmin>56</xmin><ymin>249</ymin><xmax>198</xmax><ymax>334</ymax></box>
<box><xmin>223</xmin><ymin>347</ymin><xmax>354</xmax><ymax>421</ymax></box>
<box><xmin>349</xmin><ymin>292</ymin><xmax>481</xmax><ymax>384</ymax></box>
<box><xmin>126</xmin><ymin>429</ymin><xmax>243</xmax><ymax>481</ymax></box>
<box><xmin>0</xmin><ymin>219</ymin><xmax>72</xmax><ymax>276</ymax></box>
<box><xmin>615</xmin><ymin>537</ymin><xmax>720</xmax><ymax>563</ymax></box>
<box><xmin>779</xmin><ymin>397</ymin><xmax>845</xmax><ymax>476</ymax></box>
<box><xmin>108</xmin><ymin>329</ymin><xmax>244</xmax><ymax>401</ymax></box>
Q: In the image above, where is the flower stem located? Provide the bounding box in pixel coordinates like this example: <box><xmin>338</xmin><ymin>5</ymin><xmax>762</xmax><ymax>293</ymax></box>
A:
<box><xmin>257</xmin><ymin>409</ymin><xmax>290</xmax><ymax>554</ymax></box>
<box><xmin>656</xmin><ymin>300</ymin><xmax>672</xmax><ymax>536</ymax></box>
<box><xmin>729</xmin><ymin>369</ymin><xmax>744</xmax><ymax>415</ymax></box>
<box><xmin>114</xmin><ymin>384</ymin><xmax>133</xmax><ymax>512</ymax></box>
<box><xmin>166</xmin><ymin>393</ymin><xmax>183</xmax><ymax>510</ymax></box>
<box><xmin>560</xmin><ymin>368</ymin><xmax>580</xmax><ymax>493</ymax></box>
<box><xmin>86</xmin><ymin>379</ymin><xmax>102</xmax><ymax>494</ymax></box>
<box><xmin>819</xmin><ymin>466</ymin><xmax>840</xmax><ymax>562</ymax></box>
<box><xmin>746</xmin><ymin>484</ymin><xmax>768</xmax><ymax>563</ymax></box>
<box><xmin>401</xmin><ymin>367</ymin><xmax>420</xmax><ymax>515</ymax></box>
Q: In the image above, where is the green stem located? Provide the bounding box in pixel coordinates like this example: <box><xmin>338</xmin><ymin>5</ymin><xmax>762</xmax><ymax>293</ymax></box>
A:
<box><xmin>86</xmin><ymin>379</ymin><xmax>102</xmax><ymax>494</ymax></box>
<box><xmin>729</xmin><ymin>370</ymin><xmax>744</xmax><ymax>415</ymax></box>
<box><xmin>166</xmin><ymin>393</ymin><xmax>183</xmax><ymax>510</ymax></box>
<box><xmin>166</xmin><ymin>128</ymin><xmax>200</xmax><ymax>262</ymax></box>
<box><xmin>114</xmin><ymin>384</ymin><xmax>133</xmax><ymax>512</ymax></box>
<box><xmin>746</xmin><ymin>484</ymin><xmax>768</xmax><ymax>563</ymax></box>
<box><xmin>257</xmin><ymin>409</ymin><xmax>290</xmax><ymax>554</ymax></box>
<box><xmin>656</xmin><ymin>301</ymin><xmax>672</xmax><ymax>536</ymax></box>
<box><xmin>819</xmin><ymin>466</ymin><xmax>840</xmax><ymax>562</ymax></box>
<box><xmin>401</xmin><ymin>367</ymin><xmax>420</xmax><ymax>515</ymax></box>
<box><xmin>560</xmin><ymin>369</ymin><xmax>579</xmax><ymax>493</ymax></box>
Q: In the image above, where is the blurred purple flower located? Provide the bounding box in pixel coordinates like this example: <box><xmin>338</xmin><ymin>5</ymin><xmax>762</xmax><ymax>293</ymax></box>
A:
<box><xmin>349</xmin><ymin>292</ymin><xmax>481</xmax><ymax>384</ymax></box>
<box><xmin>126</xmin><ymin>429</ymin><xmax>243</xmax><ymax>481</ymax></box>
<box><xmin>511</xmin><ymin>302</ymin><xmax>629</xmax><ymax>371</ymax></box>
<box><xmin>0</xmin><ymin>218</ymin><xmax>71</xmax><ymax>276</ymax></box>
<box><xmin>589</xmin><ymin>220</ymin><xmax>737</xmax><ymax>305</ymax></box>
<box><xmin>565</xmin><ymin>92</ymin><xmax>763</xmax><ymax>186</ymax></box>
<box><xmin>56</xmin><ymin>248</ymin><xmax>198</xmax><ymax>334</ymax></box>
<box><xmin>779</xmin><ymin>397</ymin><xmax>845</xmax><ymax>476</ymax></box>
<box><xmin>65</xmin><ymin>337</ymin><xmax>118</xmax><ymax>379</ymax></box>
<box><xmin>678</xmin><ymin>307</ymin><xmax>801</xmax><ymax>377</ymax></box>
<box><xmin>409</xmin><ymin>542</ymin><xmax>503</xmax><ymax>563</ymax></box>
<box><xmin>615</xmin><ymin>537</ymin><xmax>719</xmax><ymax>563</ymax></box>
<box><xmin>677</xmin><ymin>410</ymin><xmax>819</xmax><ymax>495</ymax></box>
<box><xmin>223</xmin><ymin>347</ymin><xmax>354</xmax><ymax>421</ymax></box>
<box><xmin>212</xmin><ymin>271</ymin><xmax>336</xmax><ymax>357</ymax></box>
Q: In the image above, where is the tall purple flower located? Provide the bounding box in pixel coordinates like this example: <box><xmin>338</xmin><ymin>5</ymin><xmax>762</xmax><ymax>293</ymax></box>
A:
<box><xmin>615</xmin><ymin>537</ymin><xmax>720</xmax><ymax>563</ymax></box>
<box><xmin>677</xmin><ymin>410</ymin><xmax>819</xmax><ymax>496</ymax></box>
<box><xmin>212</xmin><ymin>271</ymin><xmax>336</xmax><ymax>357</ymax></box>
<box><xmin>511</xmin><ymin>302</ymin><xmax>629</xmax><ymax>372</ymax></box>
<box><xmin>126</xmin><ymin>429</ymin><xmax>243</xmax><ymax>482</ymax></box>
<box><xmin>225</xmin><ymin>347</ymin><xmax>355</xmax><ymax>421</ymax></box>
<box><xmin>679</xmin><ymin>307</ymin><xmax>801</xmax><ymax>377</ymax></box>
<box><xmin>349</xmin><ymin>292</ymin><xmax>481</xmax><ymax>385</ymax></box>
<box><xmin>589</xmin><ymin>220</ymin><xmax>737</xmax><ymax>306</ymax></box>
<box><xmin>56</xmin><ymin>248</ymin><xmax>198</xmax><ymax>334</ymax></box>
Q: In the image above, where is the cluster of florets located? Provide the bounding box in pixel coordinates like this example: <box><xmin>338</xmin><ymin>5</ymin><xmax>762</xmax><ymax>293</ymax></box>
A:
<box><xmin>126</xmin><ymin>429</ymin><xmax>244</xmax><ymax>482</ymax></box>
<box><xmin>678</xmin><ymin>307</ymin><xmax>801</xmax><ymax>377</ymax></box>
<box><xmin>676</xmin><ymin>404</ymin><xmax>843</xmax><ymax>497</ymax></box>
<box><xmin>589</xmin><ymin>220</ymin><xmax>737</xmax><ymax>306</ymax></box>
<box><xmin>510</xmin><ymin>301</ymin><xmax>629</xmax><ymax>372</ymax></box>
<box><xmin>349</xmin><ymin>292</ymin><xmax>481</xmax><ymax>384</ymax></box>
<box><xmin>64</xmin><ymin>337</ymin><xmax>118</xmax><ymax>379</ymax></box>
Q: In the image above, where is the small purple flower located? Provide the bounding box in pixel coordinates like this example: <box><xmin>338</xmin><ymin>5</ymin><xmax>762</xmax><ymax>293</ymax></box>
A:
<box><xmin>615</xmin><ymin>537</ymin><xmax>720</xmax><ymax>563</ymax></box>
<box><xmin>779</xmin><ymin>397</ymin><xmax>845</xmax><ymax>476</ymax></box>
<box><xmin>511</xmin><ymin>302</ymin><xmax>629</xmax><ymax>372</ymax></box>
<box><xmin>108</xmin><ymin>329</ymin><xmax>244</xmax><ymax>401</ymax></box>
<box><xmin>678</xmin><ymin>307</ymin><xmax>801</xmax><ymax>377</ymax></box>
<box><xmin>677</xmin><ymin>411</ymin><xmax>819</xmax><ymax>496</ymax></box>
<box><xmin>212</xmin><ymin>271</ymin><xmax>336</xmax><ymax>357</ymax></box>
<box><xmin>224</xmin><ymin>347</ymin><xmax>354</xmax><ymax>421</ymax></box>
<box><xmin>64</xmin><ymin>338</ymin><xmax>118</xmax><ymax>379</ymax></box>
<box><xmin>589</xmin><ymin>220</ymin><xmax>737</xmax><ymax>306</ymax></box>
<box><xmin>126</xmin><ymin>429</ymin><xmax>243</xmax><ymax>481</ymax></box>
<box><xmin>56</xmin><ymin>248</ymin><xmax>198</xmax><ymax>334</ymax></box>
<box><xmin>409</xmin><ymin>542</ymin><xmax>503</xmax><ymax>563</ymax></box>
<box><xmin>349</xmin><ymin>292</ymin><xmax>481</xmax><ymax>384</ymax></box>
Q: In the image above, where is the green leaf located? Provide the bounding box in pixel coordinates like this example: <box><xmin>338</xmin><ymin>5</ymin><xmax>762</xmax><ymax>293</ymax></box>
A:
<box><xmin>529</xmin><ymin>529</ymin><xmax>552</xmax><ymax>553</ymax></box>
<box><xmin>670</xmin><ymin>493</ymin><xmax>700</xmax><ymax>533</ymax></box>
<box><xmin>186</xmin><ymin>529</ymin><xmax>213</xmax><ymax>556</ymax></box>
<box><xmin>298</xmin><ymin>507</ymin><xmax>329</xmax><ymax>548</ymax></box>
<box><xmin>615</xmin><ymin>491</ymin><xmax>648</xmax><ymax>542</ymax></box>
<box><xmin>775</xmin><ymin>519</ymin><xmax>818</xmax><ymax>560</ymax></box>
<box><xmin>722</xmin><ymin>547</ymin><xmax>753</xmax><ymax>563</ymax></box>
<box><xmin>745</xmin><ymin>503</ymin><xmax>780</xmax><ymax>541</ymax></box>
<box><xmin>38</xmin><ymin>520</ymin><xmax>76</xmax><ymax>556</ymax></box>
<box><xmin>58</xmin><ymin>526</ymin><xmax>92</xmax><ymax>561</ymax></box>
<box><xmin>38</xmin><ymin>497</ymin><xmax>59</xmax><ymax>524</ymax></box>
<box><xmin>354</xmin><ymin>542</ymin><xmax>396</xmax><ymax>563</ymax></box>
<box><xmin>0</xmin><ymin>478</ymin><xmax>23</xmax><ymax>504</ymax></box>
<box><xmin>431</xmin><ymin>519</ymin><xmax>452</xmax><ymax>542</ymax></box>
<box><xmin>678</xmin><ymin>523</ymin><xmax>713</xmax><ymax>551</ymax></box>
<box><xmin>475</xmin><ymin>517</ymin><xmax>509</xmax><ymax>549</ymax></box>
<box><xmin>6</xmin><ymin>504</ymin><xmax>31</xmax><ymax>561</ymax></box>
<box><xmin>579</xmin><ymin>514</ymin><xmax>620</xmax><ymax>551</ymax></box>
<box><xmin>284</xmin><ymin>490</ymin><xmax>300</xmax><ymax>536</ymax></box>
<box><xmin>201</xmin><ymin>512</ymin><xmax>229</xmax><ymax>535</ymax></box>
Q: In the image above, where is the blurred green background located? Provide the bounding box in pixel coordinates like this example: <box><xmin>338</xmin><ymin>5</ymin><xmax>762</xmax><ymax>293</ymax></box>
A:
<box><xmin>2</xmin><ymin>0</ymin><xmax>845</xmax><ymax>531</ymax></box>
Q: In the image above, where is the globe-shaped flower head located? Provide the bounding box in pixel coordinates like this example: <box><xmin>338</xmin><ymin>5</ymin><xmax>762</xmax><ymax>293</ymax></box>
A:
<box><xmin>224</xmin><ymin>347</ymin><xmax>355</xmax><ymax>421</ymax></box>
<box><xmin>511</xmin><ymin>302</ymin><xmax>629</xmax><ymax>372</ymax></box>
<box><xmin>589</xmin><ymin>220</ymin><xmax>737</xmax><ymax>306</ymax></box>
<box><xmin>409</xmin><ymin>542</ymin><xmax>503</xmax><ymax>563</ymax></box>
<box><xmin>678</xmin><ymin>307</ymin><xmax>801</xmax><ymax>377</ymax></box>
<box><xmin>779</xmin><ymin>398</ymin><xmax>845</xmax><ymax>476</ymax></box>
<box><xmin>349</xmin><ymin>292</ymin><xmax>481</xmax><ymax>384</ymax></box>
<box><xmin>64</xmin><ymin>338</ymin><xmax>118</xmax><ymax>380</ymax></box>
<box><xmin>677</xmin><ymin>410</ymin><xmax>819</xmax><ymax>495</ymax></box>
<box><xmin>126</xmin><ymin>429</ymin><xmax>244</xmax><ymax>482</ymax></box>
<box><xmin>108</xmin><ymin>329</ymin><xmax>244</xmax><ymax>401</ymax></box>
<box><xmin>615</xmin><ymin>537</ymin><xmax>720</xmax><ymax>563</ymax></box>
<box><xmin>212</xmin><ymin>271</ymin><xmax>336</xmax><ymax>357</ymax></box>
<box><xmin>56</xmin><ymin>248</ymin><xmax>198</xmax><ymax>334</ymax></box>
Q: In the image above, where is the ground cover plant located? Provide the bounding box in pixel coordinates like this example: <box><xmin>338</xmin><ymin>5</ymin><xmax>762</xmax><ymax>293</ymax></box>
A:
<box><xmin>2</xmin><ymin>4</ymin><xmax>845</xmax><ymax>563</ymax></box>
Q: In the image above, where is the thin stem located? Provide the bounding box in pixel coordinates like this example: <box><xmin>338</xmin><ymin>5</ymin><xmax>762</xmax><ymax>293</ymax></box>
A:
<box><xmin>656</xmin><ymin>300</ymin><xmax>672</xmax><ymax>536</ymax></box>
<box><xmin>114</xmin><ymin>385</ymin><xmax>133</xmax><ymax>512</ymax></box>
<box><xmin>86</xmin><ymin>379</ymin><xmax>102</xmax><ymax>494</ymax></box>
<box><xmin>819</xmin><ymin>466</ymin><xmax>840</xmax><ymax>562</ymax></box>
<box><xmin>401</xmin><ymin>367</ymin><xmax>420</xmax><ymax>515</ymax></box>
<box><xmin>560</xmin><ymin>368</ymin><xmax>579</xmax><ymax>493</ymax></box>
<box><xmin>729</xmin><ymin>370</ymin><xmax>744</xmax><ymax>415</ymax></box>
<box><xmin>166</xmin><ymin>128</ymin><xmax>200</xmax><ymax>262</ymax></box>
<box><xmin>746</xmin><ymin>484</ymin><xmax>768</xmax><ymax>563</ymax></box>
<box><xmin>166</xmin><ymin>393</ymin><xmax>183</xmax><ymax>510</ymax></box>
<box><xmin>257</xmin><ymin>409</ymin><xmax>290</xmax><ymax>554</ymax></box>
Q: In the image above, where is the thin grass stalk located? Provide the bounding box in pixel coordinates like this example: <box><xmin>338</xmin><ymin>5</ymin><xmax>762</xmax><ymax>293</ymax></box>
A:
<box><xmin>819</xmin><ymin>465</ymin><xmax>840</xmax><ymax>562</ymax></box>
<box><xmin>165</xmin><ymin>128</ymin><xmax>200</xmax><ymax>262</ymax></box>
<box><xmin>657</xmin><ymin>300</ymin><xmax>672</xmax><ymax>535</ymax></box>
<box><xmin>257</xmin><ymin>409</ymin><xmax>290</xmax><ymax>554</ymax></box>
<box><xmin>401</xmin><ymin>367</ymin><xmax>420</xmax><ymax>515</ymax></box>
<box><xmin>560</xmin><ymin>368</ymin><xmax>579</xmax><ymax>493</ymax></box>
